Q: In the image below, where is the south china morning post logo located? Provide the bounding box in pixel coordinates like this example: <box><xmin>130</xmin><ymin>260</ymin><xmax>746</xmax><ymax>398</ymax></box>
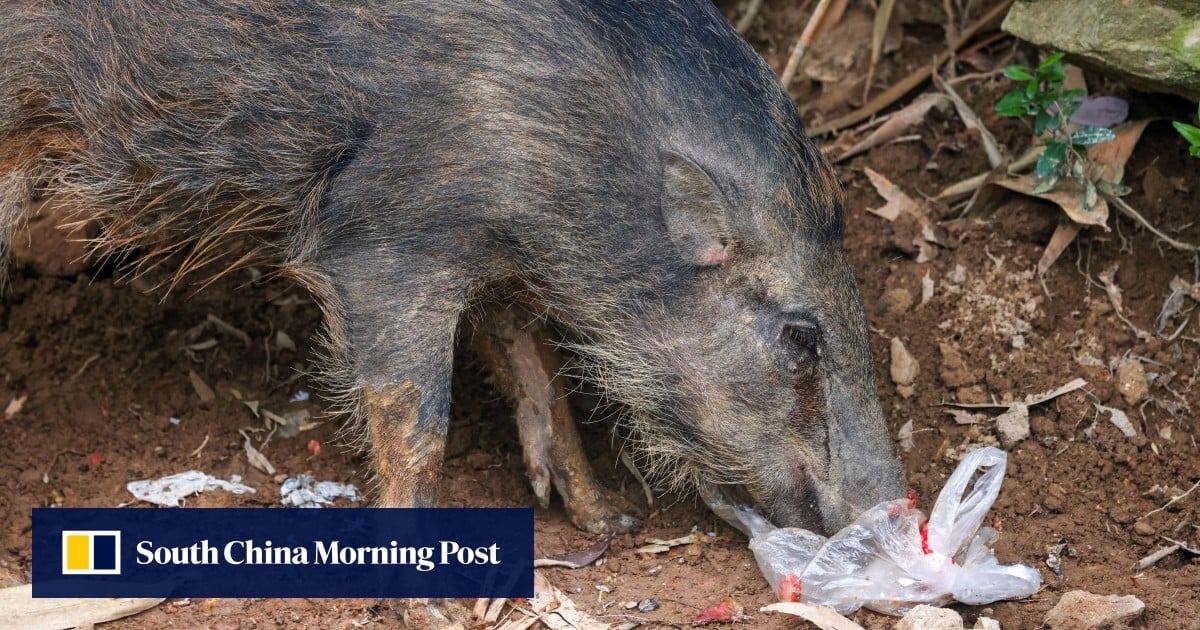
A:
<box><xmin>61</xmin><ymin>530</ymin><xmax>121</xmax><ymax>575</ymax></box>
<box><xmin>33</xmin><ymin>508</ymin><xmax>534</xmax><ymax>598</ymax></box>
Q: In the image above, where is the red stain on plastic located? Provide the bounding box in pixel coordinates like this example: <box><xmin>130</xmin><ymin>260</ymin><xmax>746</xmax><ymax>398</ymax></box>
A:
<box><xmin>907</xmin><ymin>488</ymin><xmax>918</xmax><ymax>508</ymax></box>
<box><xmin>779</xmin><ymin>574</ymin><xmax>803</xmax><ymax>602</ymax></box>
<box><xmin>919</xmin><ymin>519</ymin><xmax>933</xmax><ymax>555</ymax></box>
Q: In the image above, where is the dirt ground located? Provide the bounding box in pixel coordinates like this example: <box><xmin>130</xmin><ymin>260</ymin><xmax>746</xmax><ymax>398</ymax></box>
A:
<box><xmin>3</xmin><ymin>1</ymin><xmax>1200</xmax><ymax>628</ymax></box>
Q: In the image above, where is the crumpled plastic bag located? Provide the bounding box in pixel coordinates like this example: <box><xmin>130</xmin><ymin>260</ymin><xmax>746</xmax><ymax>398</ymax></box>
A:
<box><xmin>280</xmin><ymin>474</ymin><xmax>362</xmax><ymax>508</ymax></box>
<box><xmin>706</xmin><ymin>447</ymin><xmax>1041</xmax><ymax>616</ymax></box>
<box><xmin>127</xmin><ymin>470</ymin><xmax>255</xmax><ymax>507</ymax></box>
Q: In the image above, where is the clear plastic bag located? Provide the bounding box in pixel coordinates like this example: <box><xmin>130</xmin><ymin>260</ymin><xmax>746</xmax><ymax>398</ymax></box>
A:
<box><xmin>706</xmin><ymin>447</ymin><xmax>1041</xmax><ymax>616</ymax></box>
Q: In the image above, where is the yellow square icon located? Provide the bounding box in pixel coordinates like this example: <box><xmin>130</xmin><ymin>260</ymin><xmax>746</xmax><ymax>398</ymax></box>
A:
<box><xmin>65</xmin><ymin>534</ymin><xmax>90</xmax><ymax>571</ymax></box>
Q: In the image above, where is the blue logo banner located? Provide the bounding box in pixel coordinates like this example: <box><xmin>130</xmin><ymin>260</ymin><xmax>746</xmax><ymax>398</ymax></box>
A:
<box><xmin>33</xmin><ymin>508</ymin><xmax>534</xmax><ymax>598</ymax></box>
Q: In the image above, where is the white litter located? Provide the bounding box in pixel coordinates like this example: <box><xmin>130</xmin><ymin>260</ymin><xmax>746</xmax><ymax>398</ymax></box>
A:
<box><xmin>127</xmin><ymin>470</ymin><xmax>255</xmax><ymax>507</ymax></box>
<box><xmin>707</xmin><ymin>447</ymin><xmax>1040</xmax><ymax>616</ymax></box>
<box><xmin>280</xmin><ymin>475</ymin><xmax>362</xmax><ymax>508</ymax></box>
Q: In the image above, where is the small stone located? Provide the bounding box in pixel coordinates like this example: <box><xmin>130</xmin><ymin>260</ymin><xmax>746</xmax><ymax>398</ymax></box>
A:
<box><xmin>1115</xmin><ymin>361</ymin><xmax>1149</xmax><ymax>405</ymax></box>
<box><xmin>890</xmin><ymin>337</ymin><xmax>920</xmax><ymax>387</ymax></box>
<box><xmin>1132</xmin><ymin>520</ymin><xmax>1155</xmax><ymax>537</ymax></box>
<box><xmin>1045</xmin><ymin>591</ymin><xmax>1145</xmax><ymax>629</ymax></box>
<box><xmin>896</xmin><ymin>604</ymin><xmax>963</xmax><ymax>630</ymax></box>
<box><xmin>995</xmin><ymin>404</ymin><xmax>1031</xmax><ymax>448</ymax></box>
<box><xmin>881</xmin><ymin>287</ymin><xmax>915</xmax><ymax>315</ymax></box>
<box><xmin>973</xmin><ymin>617</ymin><xmax>1001</xmax><ymax>630</ymax></box>
<box><xmin>637</xmin><ymin>598</ymin><xmax>659</xmax><ymax>613</ymax></box>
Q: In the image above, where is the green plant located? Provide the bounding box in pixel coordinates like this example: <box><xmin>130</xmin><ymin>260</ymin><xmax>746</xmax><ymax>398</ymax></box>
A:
<box><xmin>1175</xmin><ymin>105</ymin><xmax>1200</xmax><ymax>158</ymax></box>
<box><xmin>995</xmin><ymin>53</ymin><xmax>1116</xmax><ymax>209</ymax></box>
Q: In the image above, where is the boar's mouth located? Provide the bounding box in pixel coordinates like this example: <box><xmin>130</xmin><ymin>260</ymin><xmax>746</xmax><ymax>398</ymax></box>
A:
<box><xmin>698</xmin><ymin>480</ymin><xmax>825</xmax><ymax>536</ymax></box>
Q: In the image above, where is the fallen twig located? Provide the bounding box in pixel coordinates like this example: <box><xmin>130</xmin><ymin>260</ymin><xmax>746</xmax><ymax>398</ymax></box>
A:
<box><xmin>863</xmin><ymin>0</ymin><xmax>897</xmax><ymax>103</ymax></box>
<box><xmin>734</xmin><ymin>0</ymin><xmax>764</xmax><ymax>34</ymax></box>
<box><xmin>1107</xmin><ymin>194</ymin><xmax>1200</xmax><ymax>253</ymax></box>
<box><xmin>933</xmin><ymin>71</ymin><xmax>1004</xmax><ymax>168</ymax></box>
<box><xmin>1144</xmin><ymin>478</ymin><xmax>1200</xmax><ymax>519</ymax></box>
<box><xmin>808</xmin><ymin>0</ymin><xmax>1014</xmax><ymax>136</ymax></box>
<box><xmin>1135</xmin><ymin>543</ymin><xmax>1181</xmax><ymax>570</ymax></box>
<box><xmin>780</xmin><ymin>0</ymin><xmax>835</xmax><ymax>89</ymax></box>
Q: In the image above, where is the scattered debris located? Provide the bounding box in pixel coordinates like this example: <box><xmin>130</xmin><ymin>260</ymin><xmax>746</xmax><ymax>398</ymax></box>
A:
<box><xmin>127</xmin><ymin>471</ymin><xmax>255</xmax><ymax>507</ymax></box>
<box><xmin>1115</xmin><ymin>361</ymin><xmax>1149</xmax><ymax>405</ymax></box>
<box><xmin>290</xmin><ymin>390</ymin><xmax>310</xmax><ymax>403</ymax></box>
<box><xmin>897</xmin><ymin>418</ymin><xmax>915</xmax><ymax>453</ymax></box>
<box><xmin>693</xmin><ymin>598</ymin><xmax>748</xmax><ymax>625</ymax></box>
<box><xmin>896</xmin><ymin>604</ymin><xmax>963</xmax><ymax>630</ymax></box>
<box><xmin>494</xmin><ymin>571</ymin><xmax>608</xmax><ymax>630</ymax></box>
<box><xmin>279</xmin><ymin>475</ymin><xmax>361</xmax><ymax>508</ymax></box>
<box><xmin>834</xmin><ymin>94</ymin><xmax>951</xmax><ymax>162</ymax></box>
<box><xmin>864</xmin><ymin>168</ymin><xmax>945</xmax><ymax>262</ymax></box>
<box><xmin>994</xmin><ymin>404</ymin><xmax>1031</xmax><ymax>448</ymax></box>
<box><xmin>974</xmin><ymin>617</ymin><xmax>1002</xmax><ymax>630</ymax></box>
<box><xmin>1093</xmin><ymin>404</ymin><xmax>1137</xmax><ymax>438</ymax></box>
<box><xmin>943</xmin><ymin>379</ymin><xmax>1087</xmax><ymax>448</ymax></box>
<box><xmin>187</xmin><ymin>370</ymin><xmax>216</xmax><ymax>406</ymax></box>
<box><xmin>762</xmin><ymin>601</ymin><xmax>864</xmax><ymax>630</ymax></box>
<box><xmin>206</xmin><ymin>313</ymin><xmax>252</xmax><ymax>347</ymax></box>
<box><xmin>274</xmin><ymin>330</ymin><xmax>296</xmax><ymax>352</ymax></box>
<box><xmin>637</xmin><ymin>598</ymin><xmax>659</xmax><ymax>613</ymax></box>
<box><xmin>636</xmin><ymin>534</ymin><xmax>695</xmax><ymax>555</ymax></box>
<box><xmin>4</xmin><ymin>395</ymin><xmax>27</xmax><ymax>420</ymax></box>
<box><xmin>168</xmin><ymin>416</ymin><xmax>182</xmax><ymax>426</ymax></box>
<box><xmin>239</xmin><ymin>430</ymin><xmax>276</xmax><ymax>475</ymax></box>
<box><xmin>1044</xmin><ymin>591</ymin><xmax>1145</xmax><ymax>630</ymax></box>
<box><xmin>889</xmin><ymin>337</ymin><xmax>919</xmax><ymax>398</ymax></box>
<box><xmin>534</xmin><ymin>536</ymin><xmax>612</xmax><ymax>569</ymax></box>
<box><xmin>1136</xmin><ymin>542</ymin><xmax>1182</xmax><ymax>570</ymax></box>
<box><xmin>0</xmin><ymin>584</ymin><xmax>164</xmax><ymax>630</ymax></box>
<box><xmin>1097</xmin><ymin>264</ymin><xmax>1152</xmax><ymax>342</ymax></box>
<box><xmin>1144</xmin><ymin>478</ymin><xmax>1200</xmax><ymax>519</ymax></box>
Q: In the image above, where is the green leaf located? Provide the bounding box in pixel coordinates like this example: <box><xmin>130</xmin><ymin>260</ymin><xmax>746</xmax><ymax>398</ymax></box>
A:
<box><xmin>1071</xmin><ymin>126</ymin><xmax>1116</xmax><ymax>146</ymax></box>
<box><xmin>1190</xmin><ymin>145</ymin><xmax>1200</xmax><ymax>158</ymax></box>
<box><xmin>1033</xmin><ymin>172</ymin><xmax>1060</xmax><ymax>194</ymax></box>
<box><xmin>1083</xmin><ymin>178</ymin><xmax>1098</xmax><ymax>211</ymax></box>
<box><xmin>1034</xmin><ymin>111</ymin><xmax>1056</xmax><ymax>135</ymax></box>
<box><xmin>1174</xmin><ymin>121</ymin><xmax>1200</xmax><ymax>146</ymax></box>
<box><xmin>1038</xmin><ymin>52</ymin><xmax>1066</xmax><ymax>71</ymax></box>
<box><xmin>1036</xmin><ymin>142</ymin><xmax>1067</xmax><ymax>179</ymax></box>
<box><xmin>995</xmin><ymin>90</ymin><xmax>1030</xmax><ymax>117</ymax></box>
<box><xmin>1004</xmin><ymin>65</ymin><xmax>1035</xmax><ymax>81</ymax></box>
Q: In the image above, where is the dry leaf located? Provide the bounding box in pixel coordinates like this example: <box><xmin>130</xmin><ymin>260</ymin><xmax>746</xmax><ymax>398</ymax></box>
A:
<box><xmin>240</xmin><ymin>430</ymin><xmax>276</xmax><ymax>475</ymax></box>
<box><xmin>837</xmin><ymin>94</ymin><xmax>951</xmax><ymax>161</ymax></box>
<box><xmin>188</xmin><ymin>370</ymin><xmax>216</xmax><ymax>405</ymax></box>
<box><xmin>1089</xmin><ymin>120</ymin><xmax>1151</xmax><ymax>184</ymax></box>
<box><xmin>534</xmin><ymin>536</ymin><xmax>612</xmax><ymax>569</ymax></box>
<box><xmin>864</xmin><ymin>167</ymin><xmax>919</xmax><ymax>220</ymax></box>
<box><xmin>989</xmin><ymin>175</ymin><xmax>1110</xmax><ymax>228</ymax></box>
<box><xmin>1038</xmin><ymin>221</ymin><xmax>1083</xmax><ymax>275</ymax></box>
<box><xmin>762</xmin><ymin>602</ymin><xmax>865</xmax><ymax>630</ymax></box>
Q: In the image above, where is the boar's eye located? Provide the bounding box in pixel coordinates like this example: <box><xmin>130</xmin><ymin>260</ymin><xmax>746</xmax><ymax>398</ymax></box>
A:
<box><xmin>780</xmin><ymin>320</ymin><xmax>820</xmax><ymax>370</ymax></box>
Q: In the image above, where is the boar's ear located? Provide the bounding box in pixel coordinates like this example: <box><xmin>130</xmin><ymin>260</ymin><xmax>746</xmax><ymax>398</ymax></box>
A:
<box><xmin>660</xmin><ymin>152</ymin><xmax>731</xmax><ymax>267</ymax></box>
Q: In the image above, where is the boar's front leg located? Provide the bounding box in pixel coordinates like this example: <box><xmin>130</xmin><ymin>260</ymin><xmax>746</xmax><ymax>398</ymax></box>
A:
<box><xmin>320</xmin><ymin>257</ymin><xmax>465</xmax><ymax>508</ymax></box>
<box><xmin>475</xmin><ymin>305</ymin><xmax>639</xmax><ymax>534</ymax></box>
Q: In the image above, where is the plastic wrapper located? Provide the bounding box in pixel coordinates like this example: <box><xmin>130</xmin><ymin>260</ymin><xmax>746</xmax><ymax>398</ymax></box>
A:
<box><xmin>706</xmin><ymin>447</ymin><xmax>1040</xmax><ymax>616</ymax></box>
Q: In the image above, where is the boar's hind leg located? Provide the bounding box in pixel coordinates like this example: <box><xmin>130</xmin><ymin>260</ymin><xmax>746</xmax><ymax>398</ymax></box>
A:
<box><xmin>476</xmin><ymin>306</ymin><xmax>640</xmax><ymax>534</ymax></box>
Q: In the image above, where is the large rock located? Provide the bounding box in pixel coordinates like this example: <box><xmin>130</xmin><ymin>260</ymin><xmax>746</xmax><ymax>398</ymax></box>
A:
<box><xmin>1044</xmin><ymin>590</ymin><xmax>1145</xmax><ymax>629</ymax></box>
<box><xmin>1004</xmin><ymin>0</ymin><xmax>1200</xmax><ymax>101</ymax></box>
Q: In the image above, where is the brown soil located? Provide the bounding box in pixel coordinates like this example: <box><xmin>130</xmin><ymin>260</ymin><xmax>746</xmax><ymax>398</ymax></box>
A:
<box><xmin>4</xmin><ymin>1</ymin><xmax>1200</xmax><ymax>628</ymax></box>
